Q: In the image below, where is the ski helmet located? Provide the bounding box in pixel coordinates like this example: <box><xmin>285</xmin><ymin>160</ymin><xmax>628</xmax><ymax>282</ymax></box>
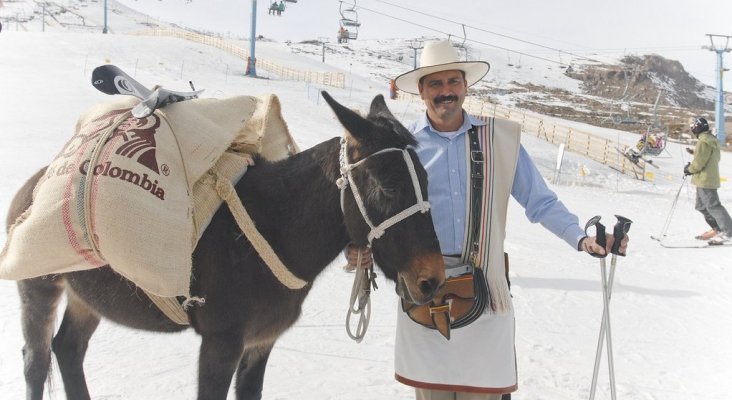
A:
<box><xmin>690</xmin><ymin>117</ymin><xmax>709</xmax><ymax>135</ymax></box>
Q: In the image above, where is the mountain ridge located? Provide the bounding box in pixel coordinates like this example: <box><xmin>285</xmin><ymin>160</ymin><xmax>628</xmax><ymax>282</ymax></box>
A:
<box><xmin>1</xmin><ymin>0</ymin><xmax>728</xmax><ymax>141</ymax></box>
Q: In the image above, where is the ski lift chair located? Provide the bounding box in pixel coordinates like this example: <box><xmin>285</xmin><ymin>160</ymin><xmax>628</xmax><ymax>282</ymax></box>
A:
<box><xmin>339</xmin><ymin>20</ymin><xmax>359</xmax><ymax>40</ymax></box>
<box><xmin>339</xmin><ymin>1</ymin><xmax>360</xmax><ymax>39</ymax></box>
<box><xmin>268</xmin><ymin>1</ymin><xmax>279</xmax><ymax>15</ymax></box>
<box><xmin>637</xmin><ymin>130</ymin><xmax>667</xmax><ymax>157</ymax></box>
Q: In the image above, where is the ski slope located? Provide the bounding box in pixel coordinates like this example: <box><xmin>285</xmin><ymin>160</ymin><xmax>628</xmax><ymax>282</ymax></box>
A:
<box><xmin>1</xmin><ymin>3</ymin><xmax>732</xmax><ymax>399</ymax></box>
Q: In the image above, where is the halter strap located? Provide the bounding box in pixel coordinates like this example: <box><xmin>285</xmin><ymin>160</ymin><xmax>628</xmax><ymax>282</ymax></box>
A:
<box><xmin>337</xmin><ymin>138</ymin><xmax>431</xmax><ymax>246</ymax></box>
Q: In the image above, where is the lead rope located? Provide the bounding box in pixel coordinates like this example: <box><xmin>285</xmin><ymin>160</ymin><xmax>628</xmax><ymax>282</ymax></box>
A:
<box><xmin>345</xmin><ymin>248</ymin><xmax>378</xmax><ymax>342</ymax></box>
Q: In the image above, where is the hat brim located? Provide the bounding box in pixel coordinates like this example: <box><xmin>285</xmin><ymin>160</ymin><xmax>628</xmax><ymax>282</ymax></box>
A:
<box><xmin>394</xmin><ymin>61</ymin><xmax>490</xmax><ymax>95</ymax></box>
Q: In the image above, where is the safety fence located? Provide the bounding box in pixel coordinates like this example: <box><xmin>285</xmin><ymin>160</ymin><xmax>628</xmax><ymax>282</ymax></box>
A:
<box><xmin>400</xmin><ymin>93</ymin><xmax>647</xmax><ymax>180</ymax></box>
<box><xmin>135</xmin><ymin>28</ymin><xmax>346</xmax><ymax>89</ymax></box>
<box><xmin>470</xmin><ymin>97</ymin><xmax>647</xmax><ymax>179</ymax></box>
<box><xmin>134</xmin><ymin>27</ymin><xmax>644</xmax><ymax>179</ymax></box>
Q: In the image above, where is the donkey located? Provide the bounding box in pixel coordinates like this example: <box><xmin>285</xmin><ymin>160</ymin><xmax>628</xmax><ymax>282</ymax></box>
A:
<box><xmin>9</xmin><ymin>91</ymin><xmax>445</xmax><ymax>400</ymax></box>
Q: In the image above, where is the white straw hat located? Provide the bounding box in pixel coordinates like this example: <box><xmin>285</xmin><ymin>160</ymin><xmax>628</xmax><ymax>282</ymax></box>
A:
<box><xmin>394</xmin><ymin>40</ymin><xmax>490</xmax><ymax>95</ymax></box>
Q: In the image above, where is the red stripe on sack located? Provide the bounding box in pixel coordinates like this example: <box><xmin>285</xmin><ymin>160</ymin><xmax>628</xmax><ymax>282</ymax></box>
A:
<box><xmin>61</xmin><ymin>135</ymin><xmax>104</xmax><ymax>266</ymax></box>
<box><xmin>88</xmin><ymin>134</ymin><xmax>121</xmax><ymax>254</ymax></box>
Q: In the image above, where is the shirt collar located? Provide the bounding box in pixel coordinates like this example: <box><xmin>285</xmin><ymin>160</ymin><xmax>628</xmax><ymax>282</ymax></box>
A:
<box><xmin>414</xmin><ymin>111</ymin><xmax>488</xmax><ymax>138</ymax></box>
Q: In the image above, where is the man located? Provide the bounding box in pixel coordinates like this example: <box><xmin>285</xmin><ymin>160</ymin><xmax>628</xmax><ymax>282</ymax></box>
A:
<box><xmin>684</xmin><ymin>117</ymin><xmax>731</xmax><ymax>244</ymax></box>
<box><xmin>349</xmin><ymin>39</ymin><xmax>628</xmax><ymax>400</ymax></box>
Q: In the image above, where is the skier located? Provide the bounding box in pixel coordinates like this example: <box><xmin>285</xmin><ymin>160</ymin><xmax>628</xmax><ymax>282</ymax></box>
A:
<box><xmin>684</xmin><ymin>117</ymin><xmax>732</xmax><ymax>244</ymax></box>
<box><xmin>338</xmin><ymin>27</ymin><xmax>348</xmax><ymax>44</ymax></box>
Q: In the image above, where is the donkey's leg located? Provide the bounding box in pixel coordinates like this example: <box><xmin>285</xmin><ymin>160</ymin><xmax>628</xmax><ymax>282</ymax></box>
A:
<box><xmin>198</xmin><ymin>332</ymin><xmax>246</xmax><ymax>400</ymax></box>
<box><xmin>17</xmin><ymin>276</ymin><xmax>65</xmax><ymax>400</ymax></box>
<box><xmin>234</xmin><ymin>343</ymin><xmax>274</xmax><ymax>400</ymax></box>
<box><xmin>51</xmin><ymin>289</ymin><xmax>101</xmax><ymax>400</ymax></box>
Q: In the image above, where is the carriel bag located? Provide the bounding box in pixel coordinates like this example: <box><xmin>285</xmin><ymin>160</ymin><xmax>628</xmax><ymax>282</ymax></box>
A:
<box><xmin>401</xmin><ymin>253</ymin><xmax>509</xmax><ymax>340</ymax></box>
<box><xmin>400</xmin><ymin>122</ymin><xmax>510</xmax><ymax>340</ymax></box>
<box><xmin>401</xmin><ymin>259</ymin><xmax>488</xmax><ymax>340</ymax></box>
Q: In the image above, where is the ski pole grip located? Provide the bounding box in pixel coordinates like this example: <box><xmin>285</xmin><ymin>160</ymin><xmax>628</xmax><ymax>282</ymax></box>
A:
<box><xmin>611</xmin><ymin>215</ymin><xmax>633</xmax><ymax>256</ymax></box>
<box><xmin>583</xmin><ymin>216</ymin><xmax>607</xmax><ymax>258</ymax></box>
<box><xmin>596</xmin><ymin>223</ymin><xmax>607</xmax><ymax>249</ymax></box>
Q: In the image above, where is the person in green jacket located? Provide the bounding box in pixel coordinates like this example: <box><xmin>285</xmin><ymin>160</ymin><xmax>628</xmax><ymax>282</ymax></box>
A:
<box><xmin>684</xmin><ymin>117</ymin><xmax>731</xmax><ymax>244</ymax></box>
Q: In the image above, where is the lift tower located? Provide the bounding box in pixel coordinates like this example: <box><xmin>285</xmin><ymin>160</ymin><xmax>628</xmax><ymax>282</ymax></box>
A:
<box><xmin>247</xmin><ymin>0</ymin><xmax>258</xmax><ymax>77</ymax></box>
<box><xmin>703</xmin><ymin>34</ymin><xmax>731</xmax><ymax>147</ymax></box>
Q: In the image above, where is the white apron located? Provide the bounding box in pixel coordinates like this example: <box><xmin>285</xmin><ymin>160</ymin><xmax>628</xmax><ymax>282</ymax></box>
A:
<box><xmin>395</xmin><ymin>118</ymin><xmax>522</xmax><ymax>393</ymax></box>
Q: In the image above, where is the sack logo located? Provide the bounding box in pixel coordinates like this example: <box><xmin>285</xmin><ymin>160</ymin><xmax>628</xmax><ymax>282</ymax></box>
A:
<box><xmin>112</xmin><ymin>113</ymin><xmax>162</xmax><ymax>174</ymax></box>
<box><xmin>52</xmin><ymin>108</ymin><xmax>168</xmax><ymax>200</ymax></box>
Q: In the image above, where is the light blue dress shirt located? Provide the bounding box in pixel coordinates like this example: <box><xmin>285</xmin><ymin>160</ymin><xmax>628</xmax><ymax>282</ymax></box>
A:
<box><xmin>409</xmin><ymin>112</ymin><xmax>586</xmax><ymax>255</ymax></box>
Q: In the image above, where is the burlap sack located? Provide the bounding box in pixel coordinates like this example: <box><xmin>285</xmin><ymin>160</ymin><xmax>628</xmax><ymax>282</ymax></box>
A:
<box><xmin>0</xmin><ymin>93</ymin><xmax>298</xmax><ymax>297</ymax></box>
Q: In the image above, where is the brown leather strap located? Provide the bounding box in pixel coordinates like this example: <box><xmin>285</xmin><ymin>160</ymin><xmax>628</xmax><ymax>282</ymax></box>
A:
<box><xmin>430</xmin><ymin>304</ymin><xmax>452</xmax><ymax>340</ymax></box>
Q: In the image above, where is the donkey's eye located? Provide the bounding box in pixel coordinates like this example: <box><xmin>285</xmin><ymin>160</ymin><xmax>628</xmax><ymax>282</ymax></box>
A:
<box><xmin>381</xmin><ymin>186</ymin><xmax>398</xmax><ymax>196</ymax></box>
<box><xmin>376</xmin><ymin>180</ymin><xmax>399</xmax><ymax>197</ymax></box>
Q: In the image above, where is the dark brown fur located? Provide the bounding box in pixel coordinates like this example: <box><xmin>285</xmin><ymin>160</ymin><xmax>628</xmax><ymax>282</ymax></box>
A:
<box><xmin>11</xmin><ymin>92</ymin><xmax>445</xmax><ymax>400</ymax></box>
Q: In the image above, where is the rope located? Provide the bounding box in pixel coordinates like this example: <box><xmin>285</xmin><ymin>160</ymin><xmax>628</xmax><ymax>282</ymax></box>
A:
<box><xmin>157</xmin><ymin>110</ymin><xmax>196</xmax><ymax>242</ymax></box>
<box><xmin>212</xmin><ymin>171</ymin><xmax>307</xmax><ymax>290</ymax></box>
<box><xmin>345</xmin><ymin>248</ymin><xmax>377</xmax><ymax>342</ymax></box>
<box><xmin>338</xmin><ymin>138</ymin><xmax>430</xmax><ymax>246</ymax></box>
<box><xmin>82</xmin><ymin>110</ymin><xmax>133</xmax><ymax>263</ymax></box>
<box><xmin>367</xmin><ymin>150</ymin><xmax>430</xmax><ymax>242</ymax></box>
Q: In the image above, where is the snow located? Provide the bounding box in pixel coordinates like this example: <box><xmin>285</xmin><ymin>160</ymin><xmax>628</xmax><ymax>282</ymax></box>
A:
<box><xmin>1</xmin><ymin>2</ymin><xmax>732</xmax><ymax>400</ymax></box>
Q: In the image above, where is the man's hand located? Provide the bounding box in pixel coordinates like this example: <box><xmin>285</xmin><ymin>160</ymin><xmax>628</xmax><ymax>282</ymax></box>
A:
<box><xmin>344</xmin><ymin>243</ymin><xmax>373</xmax><ymax>271</ymax></box>
<box><xmin>685</xmin><ymin>147</ymin><xmax>694</xmax><ymax>155</ymax></box>
<box><xmin>580</xmin><ymin>234</ymin><xmax>629</xmax><ymax>257</ymax></box>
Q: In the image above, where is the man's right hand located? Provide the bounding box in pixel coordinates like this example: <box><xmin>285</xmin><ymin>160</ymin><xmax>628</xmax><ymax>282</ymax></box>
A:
<box><xmin>685</xmin><ymin>147</ymin><xmax>694</xmax><ymax>155</ymax></box>
<box><xmin>344</xmin><ymin>243</ymin><xmax>373</xmax><ymax>271</ymax></box>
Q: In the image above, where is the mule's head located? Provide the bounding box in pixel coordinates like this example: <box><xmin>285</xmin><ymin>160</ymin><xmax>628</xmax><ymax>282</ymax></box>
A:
<box><xmin>322</xmin><ymin>91</ymin><xmax>445</xmax><ymax>305</ymax></box>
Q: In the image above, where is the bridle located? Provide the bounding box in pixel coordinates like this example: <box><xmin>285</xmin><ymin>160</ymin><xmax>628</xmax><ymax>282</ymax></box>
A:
<box><xmin>336</xmin><ymin>137</ymin><xmax>431</xmax><ymax>246</ymax></box>
<box><xmin>337</xmin><ymin>136</ymin><xmax>431</xmax><ymax>342</ymax></box>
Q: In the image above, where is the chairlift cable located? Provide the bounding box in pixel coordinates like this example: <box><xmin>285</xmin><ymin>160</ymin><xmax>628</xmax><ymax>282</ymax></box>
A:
<box><xmin>340</xmin><ymin>1</ymin><xmax>564</xmax><ymax>66</ymax></box>
<box><xmin>370</xmin><ymin>0</ymin><xmax>713</xmax><ymax>69</ymax></box>
<box><xmin>372</xmin><ymin>0</ymin><xmax>606</xmax><ymax>65</ymax></box>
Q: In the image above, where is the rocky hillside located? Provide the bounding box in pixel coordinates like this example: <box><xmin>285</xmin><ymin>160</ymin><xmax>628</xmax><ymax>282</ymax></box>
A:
<box><xmin>505</xmin><ymin>54</ymin><xmax>727</xmax><ymax>142</ymax></box>
<box><xmin>2</xmin><ymin>0</ymin><xmax>728</xmax><ymax>144</ymax></box>
<box><xmin>573</xmin><ymin>55</ymin><xmax>714</xmax><ymax>109</ymax></box>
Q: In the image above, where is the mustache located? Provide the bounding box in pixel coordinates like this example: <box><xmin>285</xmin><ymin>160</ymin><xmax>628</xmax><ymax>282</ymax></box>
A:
<box><xmin>433</xmin><ymin>95</ymin><xmax>458</xmax><ymax>103</ymax></box>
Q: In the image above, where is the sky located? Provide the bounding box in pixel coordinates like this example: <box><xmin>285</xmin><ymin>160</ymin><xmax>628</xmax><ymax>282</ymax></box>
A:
<box><xmin>1</xmin><ymin>2</ymin><xmax>732</xmax><ymax>399</ymax></box>
<box><xmin>106</xmin><ymin>0</ymin><xmax>732</xmax><ymax>90</ymax></box>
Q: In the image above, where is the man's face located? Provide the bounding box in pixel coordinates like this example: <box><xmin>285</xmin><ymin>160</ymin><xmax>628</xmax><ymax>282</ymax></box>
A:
<box><xmin>418</xmin><ymin>69</ymin><xmax>467</xmax><ymax>123</ymax></box>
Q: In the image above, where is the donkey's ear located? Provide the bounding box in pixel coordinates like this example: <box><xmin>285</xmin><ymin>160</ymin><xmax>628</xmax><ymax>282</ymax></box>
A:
<box><xmin>322</xmin><ymin>91</ymin><xmax>372</xmax><ymax>142</ymax></box>
<box><xmin>369</xmin><ymin>94</ymin><xmax>391</xmax><ymax>116</ymax></box>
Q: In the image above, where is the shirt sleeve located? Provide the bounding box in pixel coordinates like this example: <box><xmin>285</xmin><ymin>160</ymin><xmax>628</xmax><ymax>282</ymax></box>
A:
<box><xmin>510</xmin><ymin>145</ymin><xmax>586</xmax><ymax>249</ymax></box>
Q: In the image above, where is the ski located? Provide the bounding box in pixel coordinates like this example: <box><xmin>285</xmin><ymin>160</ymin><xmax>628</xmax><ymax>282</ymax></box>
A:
<box><xmin>131</xmin><ymin>86</ymin><xmax>204</xmax><ymax>118</ymax></box>
<box><xmin>650</xmin><ymin>235</ymin><xmax>731</xmax><ymax>248</ymax></box>
<box><xmin>616</xmin><ymin>146</ymin><xmax>659</xmax><ymax>169</ymax></box>
<box><xmin>91</xmin><ymin>64</ymin><xmax>203</xmax><ymax>118</ymax></box>
<box><xmin>92</xmin><ymin>64</ymin><xmax>152</xmax><ymax>99</ymax></box>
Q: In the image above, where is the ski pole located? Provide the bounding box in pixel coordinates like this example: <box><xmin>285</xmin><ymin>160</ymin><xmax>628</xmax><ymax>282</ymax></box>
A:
<box><xmin>588</xmin><ymin>216</ymin><xmax>632</xmax><ymax>400</ymax></box>
<box><xmin>657</xmin><ymin>176</ymin><xmax>686</xmax><ymax>239</ymax></box>
<box><xmin>585</xmin><ymin>216</ymin><xmax>614</xmax><ymax>400</ymax></box>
